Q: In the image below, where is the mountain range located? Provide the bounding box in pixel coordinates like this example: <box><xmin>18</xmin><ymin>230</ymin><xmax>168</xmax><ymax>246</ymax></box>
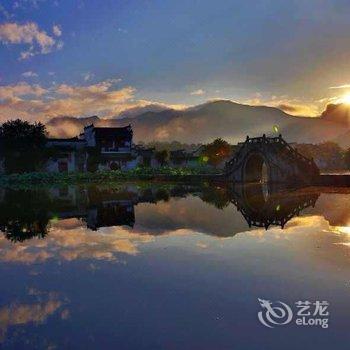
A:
<box><xmin>46</xmin><ymin>100</ymin><xmax>350</xmax><ymax>148</ymax></box>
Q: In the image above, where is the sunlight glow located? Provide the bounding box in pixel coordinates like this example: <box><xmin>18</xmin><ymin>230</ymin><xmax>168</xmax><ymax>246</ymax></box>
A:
<box><xmin>334</xmin><ymin>226</ymin><xmax>350</xmax><ymax>235</ymax></box>
<box><xmin>337</xmin><ymin>93</ymin><xmax>350</xmax><ymax>105</ymax></box>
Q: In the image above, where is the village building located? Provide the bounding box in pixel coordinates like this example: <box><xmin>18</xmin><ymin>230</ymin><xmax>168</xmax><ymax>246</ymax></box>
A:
<box><xmin>45</xmin><ymin>124</ymin><xmax>158</xmax><ymax>172</ymax></box>
<box><xmin>0</xmin><ymin>124</ymin><xmax>208</xmax><ymax>174</ymax></box>
<box><xmin>45</xmin><ymin>137</ymin><xmax>87</xmax><ymax>173</ymax></box>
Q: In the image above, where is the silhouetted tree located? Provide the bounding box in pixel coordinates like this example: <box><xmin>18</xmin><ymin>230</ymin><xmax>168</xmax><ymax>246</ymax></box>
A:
<box><xmin>199</xmin><ymin>185</ymin><xmax>231</xmax><ymax>209</ymax></box>
<box><xmin>0</xmin><ymin>119</ymin><xmax>47</xmax><ymax>173</ymax></box>
<box><xmin>201</xmin><ymin>138</ymin><xmax>232</xmax><ymax>166</ymax></box>
<box><xmin>155</xmin><ymin>150</ymin><xmax>169</xmax><ymax>166</ymax></box>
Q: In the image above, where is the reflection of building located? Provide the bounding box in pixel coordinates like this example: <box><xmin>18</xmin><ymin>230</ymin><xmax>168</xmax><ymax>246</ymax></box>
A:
<box><xmin>44</xmin><ymin>184</ymin><xmax>201</xmax><ymax>231</ymax></box>
<box><xmin>86</xmin><ymin>201</ymin><xmax>135</xmax><ymax>230</ymax></box>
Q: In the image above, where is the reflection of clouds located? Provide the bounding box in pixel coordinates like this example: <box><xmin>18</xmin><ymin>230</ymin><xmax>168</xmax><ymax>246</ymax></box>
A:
<box><xmin>0</xmin><ymin>216</ymin><xmax>206</xmax><ymax>264</ymax></box>
<box><xmin>243</xmin><ymin>215</ymin><xmax>330</xmax><ymax>238</ymax></box>
<box><xmin>0</xmin><ymin>292</ymin><xmax>65</xmax><ymax>342</ymax></box>
<box><xmin>135</xmin><ymin>197</ymin><xmax>248</xmax><ymax>237</ymax></box>
<box><xmin>333</xmin><ymin>226</ymin><xmax>350</xmax><ymax>235</ymax></box>
<box><xmin>234</xmin><ymin>215</ymin><xmax>350</xmax><ymax>269</ymax></box>
<box><xmin>3</xmin><ymin>213</ymin><xmax>350</xmax><ymax>265</ymax></box>
<box><xmin>196</xmin><ymin>242</ymin><xmax>208</xmax><ymax>249</ymax></box>
<box><xmin>0</xmin><ymin>219</ymin><xmax>155</xmax><ymax>264</ymax></box>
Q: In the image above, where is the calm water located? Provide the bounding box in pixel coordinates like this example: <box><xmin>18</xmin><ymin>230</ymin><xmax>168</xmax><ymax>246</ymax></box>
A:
<box><xmin>0</xmin><ymin>182</ymin><xmax>350</xmax><ymax>350</ymax></box>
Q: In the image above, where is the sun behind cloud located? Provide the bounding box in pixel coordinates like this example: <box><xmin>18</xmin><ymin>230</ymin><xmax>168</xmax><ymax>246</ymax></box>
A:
<box><xmin>337</xmin><ymin>93</ymin><xmax>350</xmax><ymax>105</ymax></box>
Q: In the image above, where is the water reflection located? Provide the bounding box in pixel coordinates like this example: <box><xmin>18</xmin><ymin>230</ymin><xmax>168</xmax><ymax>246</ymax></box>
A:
<box><xmin>230</xmin><ymin>183</ymin><xmax>319</xmax><ymax>229</ymax></box>
<box><xmin>0</xmin><ymin>290</ymin><xmax>67</xmax><ymax>343</ymax></box>
<box><xmin>1</xmin><ymin>183</ymin><xmax>350</xmax><ymax>349</ymax></box>
<box><xmin>0</xmin><ymin>182</ymin><xmax>344</xmax><ymax>242</ymax></box>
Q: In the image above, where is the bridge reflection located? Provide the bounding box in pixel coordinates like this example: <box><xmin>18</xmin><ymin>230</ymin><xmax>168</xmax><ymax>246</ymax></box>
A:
<box><xmin>228</xmin><ymin>183</ymin><xmax>319</xmax><ymax>229</ymax></box>
<box><xmin>0</xmin><ymin>182</ymin><xmax>323</xmax><ymax>242</ymax></box>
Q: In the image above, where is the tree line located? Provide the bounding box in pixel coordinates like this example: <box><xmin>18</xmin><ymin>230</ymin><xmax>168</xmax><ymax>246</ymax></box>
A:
<box><xmin>0</xmin><ymin>119</ymin><xmax>350</xmax><ymax>174</ymax></box>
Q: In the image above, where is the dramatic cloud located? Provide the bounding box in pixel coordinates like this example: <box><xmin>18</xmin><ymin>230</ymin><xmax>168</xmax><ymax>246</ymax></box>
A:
<box><xmin>320</xmin><ymin>103</ymin><xmax>350</xmax><ymax>126</ymax></box>
<box><xmin>0</xmin><ymin>21</ymin><xmax>62</xmax><ymax>59</ymax></box>
<box><xmin>21</xmin><ymin>70</ymin><xmax>38</xmax><ymax>78</ymax></box>
<box><xmin>329</xmin><ymin>84</ymin><xmax>350</xmax><ymax>89</ymax></box>
<box><xmin>0</xmin><ymin>79</ymin><xmax>184</xmax><ymax>128</ymax></box>
<box><xmin>190</xmin><ymin>89</ymin><xmax>205</xmax><ymax>96</ymax></box>
<box><xmin>244</xmin><ymin>95</ymin><xmax>320</xmax><ymax>117</ymax></box>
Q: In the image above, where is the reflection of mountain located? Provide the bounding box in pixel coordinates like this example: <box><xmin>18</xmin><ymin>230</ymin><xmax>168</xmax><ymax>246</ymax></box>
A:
<box><xmin>0</xmin><ymin>183</ymin><xmax>341</xmax><ymax>242</ymax></box>
<box><xmin>47</xmin><ymin>100</ymin><xmax>350</xmax><ymax>147</ymax></box>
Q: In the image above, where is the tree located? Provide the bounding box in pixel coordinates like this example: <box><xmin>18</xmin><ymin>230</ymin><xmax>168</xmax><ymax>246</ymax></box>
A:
<box><xmin>201</xmin><ymin>138</ymin><xmax>232</xmax><ymax>166</ymax></box>
<box><xmin>345</xmin><ymin>148</ymin><xmax>350</xmax><ymax>169</ymax></box>
<box><xmin>155</xmin><ymin>149</ymin><xmax>169</xmax><ymax>166</ymax></box>
<box><xmin>0</xmin><ymin>119</ymin><xmax>47</xmax><ymax>173</ymax></box>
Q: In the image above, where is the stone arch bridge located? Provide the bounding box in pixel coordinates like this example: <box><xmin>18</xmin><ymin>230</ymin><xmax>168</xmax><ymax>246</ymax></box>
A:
<box><xmin>225</xmin><ymin>135</ymin><xmax>320</xmax><ymax>185</ymax></box>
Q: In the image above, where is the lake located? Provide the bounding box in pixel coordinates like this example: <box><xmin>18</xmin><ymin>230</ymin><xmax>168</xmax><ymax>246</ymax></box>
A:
<box><xmin>0</xmin><ymin>182</ymin><xmax>350</xmax><ymax>349</ymax></box>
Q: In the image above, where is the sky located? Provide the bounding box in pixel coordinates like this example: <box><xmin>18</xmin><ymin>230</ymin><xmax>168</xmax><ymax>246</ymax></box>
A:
<box><xmin>2</xmin><ymin>0</ymin><xmax>350</xmax><ymax>122</ymax></box>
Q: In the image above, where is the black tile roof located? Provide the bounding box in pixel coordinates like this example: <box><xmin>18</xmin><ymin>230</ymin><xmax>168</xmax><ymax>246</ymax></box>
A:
<box><xmin>93</xmin><ymin>125</ymin><xmax>132</xmax><ymax>140</ymax></box>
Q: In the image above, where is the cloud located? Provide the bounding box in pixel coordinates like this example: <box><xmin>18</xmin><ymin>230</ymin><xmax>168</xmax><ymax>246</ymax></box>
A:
<box><xmin>21</xmin><ymin>71</ymin><xmax>38</xmax><ymax>78</ymax></box>
<box><xmin>190</xmin><ymin>89</ymin><xmax>205</xmax><ymax>96</ymax></box>
<box><xmin>244</xmin><ymin>95</ymin><xmax>321</xmax><ymax>117</ymax></box>
<box><xmin>0</xmin><ymin>79</ymin><xmax>183</xmax><ymax>126</ymax></box>
<box><xmin>52</xmin><ymin>24</ymin><xmax>62</xmax><ymax>37</ymax></box>
<box><xmin>329</xmin><ymin>84</ymin><xmax>350</xmax><ymax>89</ymax></box>
<box><xmin>0</xmin><ymin>81</ymin><xmax>46</xmax><ymax>99</ymax></box>
<box><xmin>82</xmin><ymin>72</ymin><xmax>94</xmax><ymax>82</ymax></box>
<box><xmin>0</xmin><ymin>21</ymin><xmax>63</xmax><ymax>59</ymax></box>
<box><xmin>320</xmin><ymin>103</ymin><xmax>350</xmax><ymax>126</ymax></box>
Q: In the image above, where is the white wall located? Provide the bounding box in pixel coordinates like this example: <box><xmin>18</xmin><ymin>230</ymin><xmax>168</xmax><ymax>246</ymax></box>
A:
<box><xmin>46</xmin><ymin>152</ymin><xmax>76</xmax><ymax>173</ymax></box>
<box><xmin>84</xmin><ymin>127</ymin><xmax>96</xmax><ymax>147</ymax></box>
<box><xmin>98</xmin><ymin>157</ymin><xmax>140</xmax><ymax>171</ymax></box>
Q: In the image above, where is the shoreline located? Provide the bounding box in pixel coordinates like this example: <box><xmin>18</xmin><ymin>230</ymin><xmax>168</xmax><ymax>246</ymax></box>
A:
<box><xmin>1</xmin><ymin>170</ymin><xmax>350</xmax><ymax>188</ymax></box>
<box><xmin>0</xmin><ymin>168</ymin><xmax>223</xmax><ymax>187</ymax></box>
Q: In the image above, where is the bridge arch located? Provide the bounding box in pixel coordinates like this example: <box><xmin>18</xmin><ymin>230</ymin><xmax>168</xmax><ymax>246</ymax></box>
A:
<box><xmin>243</xmin><ymin>151</ymin><xmax>270</xmax><ymax>183</ymax></box>
<box><xmin>225</xmin><ymin>135</ymin><xmax>319</xmax><ymax>185</ymax></box>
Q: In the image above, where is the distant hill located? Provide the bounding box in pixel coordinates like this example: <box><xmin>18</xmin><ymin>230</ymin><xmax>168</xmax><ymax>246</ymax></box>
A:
<box><xmin>46</xmin><ymin>100</ymin><xmax>350</xmax><ymax>147</ymax></box>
